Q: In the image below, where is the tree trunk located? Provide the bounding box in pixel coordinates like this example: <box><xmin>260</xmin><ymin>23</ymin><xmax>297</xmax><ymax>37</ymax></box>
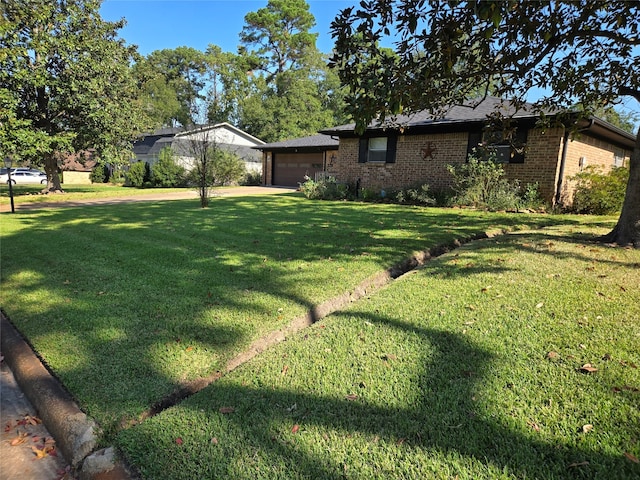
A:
<box><xmin>41</xmin><ymin>152</ymin><xmax>64</xmax><ymax>193</ymax></box>
<box><xmin>601</xmin><ymin>127</ymin><xmax>640</xmax><ymax>248</ymax></box>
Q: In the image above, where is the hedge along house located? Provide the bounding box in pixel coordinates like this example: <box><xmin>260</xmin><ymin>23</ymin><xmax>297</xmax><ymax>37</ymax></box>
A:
<box><xmin>257</xmin><ymin>134</ymin><xmax>340</xmax><ymax>187</ymax></box>
<box><xmin>319</xmin><ymin>97</ymin><xmax>635</xmax><ymax>205</ymax></box>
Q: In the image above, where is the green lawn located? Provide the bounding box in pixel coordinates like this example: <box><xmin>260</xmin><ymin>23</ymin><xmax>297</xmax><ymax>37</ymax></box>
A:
<box><xmin>116</xmin><ymin>223</ymin><xmax>640</xmax><ymax>479</ymax></box>
<box><xmin>1</xmin><ymin>195</ymin><xmax>637</xmax><ymax>478</ymax></box>
<box><xmin>0</xmin><ymin>195</ymin><xmax>553</xmax><ymax>438</ymax></box>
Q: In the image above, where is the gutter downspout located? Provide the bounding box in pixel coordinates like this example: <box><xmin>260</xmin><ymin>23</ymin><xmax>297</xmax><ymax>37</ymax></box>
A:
<box><xmin>554</xmin><ymin>129</ymin><xmax>571</xmax><ymax>206</ymax></box>
<box><xmin>554</xmin><ymin>119</ymin><xmax>594</xmax><ymax>206</ymax></box>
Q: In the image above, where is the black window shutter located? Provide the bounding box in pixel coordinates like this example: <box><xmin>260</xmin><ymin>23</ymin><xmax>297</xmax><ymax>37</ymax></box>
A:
<box><xmin>467</xmin><ymin>132</ymin><xmax>482</xmax><ymax>157</ymax></box>
<box><xmin>385</xmin><ymin>135</ymin><xmax>397</xmax><ymax>163</ymax></box>
<box><xmin>511</xmin><ymin>129</ymin><xmax>528</xmax><ymax>164</ymax></box>
<box><xmin>358</xmin><ymin>138</ymin><xmax>368</xmax><ymax>163</ymax></box>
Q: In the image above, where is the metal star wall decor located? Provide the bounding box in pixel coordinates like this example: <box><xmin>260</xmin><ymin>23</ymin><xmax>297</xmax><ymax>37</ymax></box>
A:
<box><xmin>421</xmin><ymin>141</ymin><xmax>437</xmax><ymax>160</ymax></box>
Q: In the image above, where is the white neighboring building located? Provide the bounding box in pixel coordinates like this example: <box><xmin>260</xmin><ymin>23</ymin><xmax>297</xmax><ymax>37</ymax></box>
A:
<box><xmin>133</xmin><ymin>123</ymin><xmax>265</xmax><ymax>173</ymax></box>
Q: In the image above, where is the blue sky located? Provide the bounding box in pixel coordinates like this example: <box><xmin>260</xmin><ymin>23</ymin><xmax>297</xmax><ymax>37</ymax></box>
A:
<box><xmin>100</xmin><ymin>0</ymin><xmax>356</xmax><ymax>56</ymax></box>
<box><xmin>100</xmin><ymin>0</ymin><xmax>639</xmax><ymax>127</ymax></box>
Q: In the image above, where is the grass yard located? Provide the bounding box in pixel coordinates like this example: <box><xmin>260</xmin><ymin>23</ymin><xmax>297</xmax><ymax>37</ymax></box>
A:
<box><xmin>116</xmin><ymin>222</ymin><xmax>640</xmax><ymax>479</ymax></box>
<box><xmin>0</xmin><ymin>183</ymin><xmax>189</xmax><ymax>206</ymax></box>
<box><xmin>0</xmin><ymin>194</ymin><xmax>556</xmax><ymax>440</ymax></box>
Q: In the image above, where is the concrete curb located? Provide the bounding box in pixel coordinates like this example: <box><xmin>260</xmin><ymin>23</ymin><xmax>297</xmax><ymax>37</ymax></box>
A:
<box><xmin>1</xmin><ymin>314</ymin><xmax>98</xmax><ymax>466</ymax></box>
<box><xmin>1</xmin><ymin>314</ymin><xmax>135</xmax><ymax>478</ymax></box>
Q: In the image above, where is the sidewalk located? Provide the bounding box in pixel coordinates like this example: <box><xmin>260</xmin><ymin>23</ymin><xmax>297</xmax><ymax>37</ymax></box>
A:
<box><xmin>0</xmin><ymin>361</ymin><xmax>70</xmax><ymax>480</ymax></box>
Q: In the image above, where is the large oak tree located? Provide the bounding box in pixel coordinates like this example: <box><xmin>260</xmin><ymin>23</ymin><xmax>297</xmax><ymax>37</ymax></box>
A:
<box><xmin>331</xmin><ymin>0</ymin><xmax>640</xmax><ymax>247</ymax></box>
<box><xmin>1</xmin><ymin>0</ymin><xmax>148</xmax><ymax>191</ymax></box>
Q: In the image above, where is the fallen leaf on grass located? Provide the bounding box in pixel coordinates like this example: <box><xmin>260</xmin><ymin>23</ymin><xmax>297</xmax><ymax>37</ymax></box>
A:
<box><xmin>527</xmin><ymin>421</ymin><xmax>540</xmax><ymax>432</ymax></box>
<box><xmin>612</xmin><ymin>385</ymin><xmax>640</xmax><ymax>393</ymax></box>
<box><xmin>210</xmin><ymin>437</ymin><xmax>218</xmax><ymax>445</ymax></box>
<box><xmin>582</xmin><ymin>424</ymin><xmax>594</xmax><ymax>434</ymax></box>
<box><xmin>345</xmin><ymin>394</ymin><xmax>358</xmax><ymax>401</ymax></box>
<box><xmin>219</xmin><ymin>407</ymin><xmax>235</xmax><ymax>414</ymax></box>
<box><xmin>568</xmin><ymin>461</ymin><xmax>589</xmax><ymax>468</ymax></box>
<box><xmin>620</xmin><ymin>360</ymin><xmax>638</xmax><ymax>369</ymax></box>
<box><xmin>175</xmin><ymin>438</ymin><xmax>183</xmax><ymax>445</ymax></box>
<box><xmin>546</xmin><ymin>351</ymin><xmax>560</xmax><ymax>360</ymax></box>
<box><xmin>535</xmin><ymin>302</ymin><xmax>544</xmax><ymax>309</ymax></box>
<box><xmin>291</xmin><ymin>424</ymin><xmax>300</xmax><ymax>434</ymax></box>
<box><xmin>579</xmin><ymin>364</ymin><xmax>598</xmax><ymax>373</ymax></box>
<box><xmin>281</xmin><ymin>365</ymin><xmax>289</xmax><ymax>375</ymax></box>
<box><xmin>624</xmin><ymin>452</ymin><xmax>639</xmax><ymax>463</ymax></box>
<box><xmin>381</xmin><ymin>353</ymin><xmax>397</xmax><ymax>361</ymax></box>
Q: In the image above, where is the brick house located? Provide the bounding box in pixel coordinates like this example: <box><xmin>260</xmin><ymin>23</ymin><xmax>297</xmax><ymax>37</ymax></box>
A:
<box><xmin>318</xmin><ymin>97</ymin><xmax>635</xmax><ymax>205</ymax></box>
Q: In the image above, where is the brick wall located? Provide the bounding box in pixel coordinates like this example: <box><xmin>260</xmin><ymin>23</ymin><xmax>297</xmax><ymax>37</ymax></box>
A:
<box><xmin>558</xmin><ymin>133</ymin><xmax>631</xmax><ymax>204</ymax></box>
<box><xmin>331</xmin><ymin>132</ymin><xmax>469</xmax><ymax>194</ymax></box>
<box><xmin>263</xmin><ymin>151</ymin><xmax>272</xmax><ymax>185</ymax></box>
<box><xmin>503</xmin><ymin>127</ymin><xmax>564</xmax><ymax>203</ymax></box>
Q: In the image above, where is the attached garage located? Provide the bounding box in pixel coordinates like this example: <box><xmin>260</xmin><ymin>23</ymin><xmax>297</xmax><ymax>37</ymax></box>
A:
<box><xmin>256</xmin><ymin>134</ymin><xmax>339</xmax><ymax>187</ymax></box>
<box><xmin>273</xmin><ymin>152</ymin><xmax>324</xmax><ymax>186</ymax></box>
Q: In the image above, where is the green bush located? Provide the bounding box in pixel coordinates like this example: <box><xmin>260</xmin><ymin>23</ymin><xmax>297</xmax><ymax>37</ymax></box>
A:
<box><xmin>299</xmin><ymin>176</ymin><xmax>350</xmax><ymax>200</ymax></box>
<box><xmin>90</xmin><ymin>164</ymin><xmax>109</xmax><ymax>183</ymax></box>
<box><xmin>391</xmin><ymin>184</ymin><xmax>436</xmax><ymax>206</ymax></box>
<box><xmin>571</xmin><ymin>165</ymin><xmax>629</xmax><ymax>214</ymax></box>
<box><xmin>152</xmin><ymin>147</ymin><xmax>185</xmax><ymax>187</ymax></box>
<box><xmin>242</xmin><ymin>170</ymin><xmax>262</xmax><ymax>186</ymax></box>
<box><xmin>126</xmin><ymin>161</ymin><xmax>148</xmax><ymax>187</ymax></box>
<box><xmin>448</xmin><ymin>151</ymin><xmax>526</xmax><ymax>211</ymax></box>
<box><xmin>212</xmin><ymin>151</ymin><xmax>246</xmax><ymax>186</ymax></box>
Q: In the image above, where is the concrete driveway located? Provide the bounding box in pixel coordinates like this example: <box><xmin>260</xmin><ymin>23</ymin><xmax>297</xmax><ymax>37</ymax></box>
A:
<box><xmin>0</xmin><ymin>186</ymin><xmax>297</xmax><ymax>212</ymax></box>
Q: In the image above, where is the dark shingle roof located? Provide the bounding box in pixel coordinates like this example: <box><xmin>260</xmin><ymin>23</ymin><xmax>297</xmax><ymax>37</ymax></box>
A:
<box><xmin>255</xmin><ymin>134</ymin><xmax>339</xmax><ymax>150</ymax></box>
<box><xmin>321</xmin><ymin>97</ymin><xmax>544</xmax><ymax>135</ymax></box>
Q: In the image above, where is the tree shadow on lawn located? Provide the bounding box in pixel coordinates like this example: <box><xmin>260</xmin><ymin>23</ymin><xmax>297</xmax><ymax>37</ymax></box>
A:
<box><xmin>0</xmin><ymin>197</ymin><xmax>615</xmax><ymax>439</ymax></box>
<box><xmin>120</xmin><ymin>310</ymin><xmax>639</xmax><ymax>479</ymax></box>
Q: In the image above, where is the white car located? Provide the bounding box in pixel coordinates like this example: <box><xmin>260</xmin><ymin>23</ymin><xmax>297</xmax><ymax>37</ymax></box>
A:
<box><xmin>1</xmin><ymin>170</ymin><xmax>48</xmax><ymax>184</ymax></box>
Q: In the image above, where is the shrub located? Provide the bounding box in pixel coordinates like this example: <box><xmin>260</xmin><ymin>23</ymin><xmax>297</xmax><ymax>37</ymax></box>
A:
<box><xmin>242</xmin><ymin>170</ymin><xmax>262</xmax><ymax>186</ymax></box>
<box><xmin>448</xmin><ymin>151</ymin><xmax>523</xmax><ymax>211</ymax></box>
<box><xmin>126</xmin><ymin>161</ymin><xmax>148</xmax><ymax>187</ymax></box>
<box><xmin>299</xmin><ymin>176</ymin><xmax>350</xmax><ymax>200</ymax></box>
<box><xmin>212</xmin><ymin>151</ymin><xmax>246</xmax><ymax>186</ymax></box>
<box><xmin>90</xmin><ymin>164</ymin><xmax>110</xmax><ymax>183</ymax></box>
<box><xmin>391</xmin><ymin>184</ymin><xmax>436</xmax><ymax>206</ymax></box>
<box><xmin>571</xmin><ymin>165</ymin><xmax>629</xmax><ymax>215</ymax></box>
<box><xmin>152</xmin><ymin>147</ymin><xmax>185</xmax><ymax>187</ymax></box>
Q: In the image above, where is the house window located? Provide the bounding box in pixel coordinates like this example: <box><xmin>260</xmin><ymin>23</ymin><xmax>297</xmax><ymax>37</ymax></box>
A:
<box><xmin>358</xmin><ymin>136</ymin><xmax>397</xmax><ymax>163</ymax></box>
<box><xmin>613</xmin><ymin>149</ymin><xmax>625</xmax><ymax>167</ymax></box>
<box><xmin>467</xmin><ymin>128</ymin><xmax>527</xmax><ymax>164</ymax></box>
<box><xmin>368</xmin><ymin>137</ymin><xmax>387</xmax><ymax>162</ymax></box>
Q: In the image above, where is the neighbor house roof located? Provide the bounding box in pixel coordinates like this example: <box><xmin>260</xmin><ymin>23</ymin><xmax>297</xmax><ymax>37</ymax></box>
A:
<box><xmin>255</xmin><ymin>134</ymin><xmax>339</xmax><ymax>152</ymax></box>
<box><xmin>320</xmin><ymin>96</ymin><xmax>636</xmax><ymax>149</ymax></box>
<box><xmin>176</xmin><ymin>122</ymin><xmax>265</xmax><ymax>146</ymax></box>
<box><xmin>61</xmin><ymin>152</ymin><xmax>98</xmax><ymax>172</ymax></box>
